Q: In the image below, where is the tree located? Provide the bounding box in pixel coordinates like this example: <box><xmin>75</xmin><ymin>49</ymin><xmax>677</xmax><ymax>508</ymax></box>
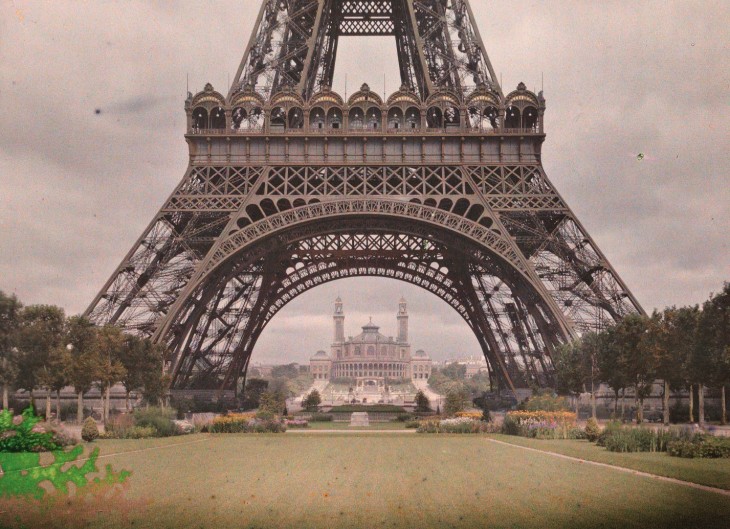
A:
<box><xmin>92</xmin><ymin>325</ymin><xmax>127</xmax><ymax>422</ymax></box>
<box><xmin>0</xmin><ymin>291</ymin><xmax>22</xmax><ymax>410</ymax></box>
<box><xmin>15</xmin><ymin>305</ymin><xmax>66</xmax><ymax>417</ymax></box>
<box><xmin>597</xmin><ymin>326</ymin><xmax>629</xmax><ymax>419</ymax></box>
<box><xmin>441</xmin><ymin>362</ymin><xmax>467</xmax><ymax>380</ymax></box>
<box><xmin>414</xmin><ymin>390</ymin><xmax>431</xmax><ymax>412</ymax></box>
<box><xmin>242</xmin><ymin>378</ymin><xmax>269</xmax><ymax>410</ymax></box>
<box><xmin>139</xmin><ymin>341</ymin><xmax>168</xmax><ymax>406</ymax></box>
<box><xmin>614</xmin><ymin>314</ymin><xmax>656</xmax><ymax>424</ymax></box>
<box><xmin>444</xmin><ymin>384</ymin><xmax>469</xmax><ymax>416</ymax></box>
<box><xmin>270</xmin><ymin>364</ymin><xmax>299</xmax><ymax>379</ymax></box>
<box><xmin>259</xmin><ymin>389</ymin><xmax>286</xmax><ymax>415</ymax></box>
<box><xmin>650</xmin><ymin>308</ymin><xmax>690</xmax><ymax>425</ymax></box>
<box><xmin>44</xmin><ymin>345</ymin><xmax>70</xmax><ymax>421</ymax></box>
<box><xmin>65</xmin><ymin>316</ymin><xmax>99</xmax><ymax>423</ymax></box>
<box><xmin>554</xmin><ymin>340</ymin><xmax>586</xmax><ymax>416</ymax></box>
<box><xmin>302</xmin><ymin>389</ymin><xmax>321</xmax><ymax>411</ymax></box>
<box><xmin>696</xmin><ymin>284</ymin><xmax>730</xmax><ymax>427</ymax></box>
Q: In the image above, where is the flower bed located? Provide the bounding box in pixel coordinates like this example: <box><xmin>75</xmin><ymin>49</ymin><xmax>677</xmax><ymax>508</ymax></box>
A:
<box><xmin>210</xmin><ymin>415</ymin><xmax>285</xmax><ymax>433</ymax></box>
<box><xmin>455</xmin><ymin>411</ymin><xmax>483</xmax><ymax>420</ymax></box>
<box><xmin>285</xmin><ymin>419</ymin><xmax>309</xmax><ymax>428</ymax></box>
<box><xmin>502</xmin><ymin>411</ymin><xmax>577</xmax><ymax>439</ymax></box>
<box><xmin>416</xmin><ymin>417</ymin><xmax>491</xmax><ymax>434</ymax></box>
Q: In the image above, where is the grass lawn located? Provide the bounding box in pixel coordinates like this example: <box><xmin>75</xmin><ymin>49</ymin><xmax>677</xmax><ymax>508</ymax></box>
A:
<box><xmin>491</xmin><ymin>433</ymin><xmax>730</xmax><ymax>490</ymax></box>
<box><xmin>0</xmin><ymin>433</ymin><xmax>728</xmax><ymax>529</ymax></box>
<box><xmin>303</xmin><ymin>421</ymin><xmax>408</xmax><ymax>430</ymax></box>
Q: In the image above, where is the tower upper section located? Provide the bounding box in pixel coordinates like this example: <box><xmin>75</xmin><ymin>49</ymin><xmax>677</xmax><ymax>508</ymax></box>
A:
<box><xmin>185</xmin><ymin>81</ymin><xmax>545</xmax><ymax>137</ymax></box>
<box><xmin>333</xmin><ymin>296</ymin><xmax>345</xmax><ymax>343</ymax></box>
<box><xmin>397</xmin><ymin>297</ymin><xmax>408</xmax><ymax>343</ymax></box>
<box><xmin>228</xmin><ymin>0</ymin><xmax>501</xmax><ymax>103</ymax></box>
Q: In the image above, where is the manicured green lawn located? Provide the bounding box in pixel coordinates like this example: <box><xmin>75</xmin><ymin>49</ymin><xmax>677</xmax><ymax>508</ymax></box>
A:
<box><xmin>491</xmin><ymin>434</ymin><xmax>730</xmax><ymax>490</ymax></box>
<box><xmin>1</xmin><ymin>433</ymin><xmax>729</xmax><ymax>529</ymax></box>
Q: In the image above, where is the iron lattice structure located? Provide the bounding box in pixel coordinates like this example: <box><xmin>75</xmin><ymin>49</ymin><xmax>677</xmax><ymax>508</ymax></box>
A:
<box><xmin>85</xmin><ymin>0</ymin><xmax>643</xmax><ymax>395</ymax></box>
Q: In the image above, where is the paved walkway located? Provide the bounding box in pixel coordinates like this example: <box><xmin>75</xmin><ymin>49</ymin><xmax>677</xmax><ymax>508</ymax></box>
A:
<box><xmin>487</xmin><ymin>437</ymin><xmax>730</xmax><ymax>498</ymax></box>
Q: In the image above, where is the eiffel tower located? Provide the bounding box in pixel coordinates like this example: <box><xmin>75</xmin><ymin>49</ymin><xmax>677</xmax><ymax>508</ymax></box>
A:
<box><xmin>85</xmin><ymin>0</ymin><xmax>643</xmax><ymax>396</ymax></box>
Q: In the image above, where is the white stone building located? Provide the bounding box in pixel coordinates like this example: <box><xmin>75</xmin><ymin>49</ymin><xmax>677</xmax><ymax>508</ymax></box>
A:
<box><xmin>309</xmin><ymin>297</ymin><xmax>432</xmax><ymax>381</ymax></box>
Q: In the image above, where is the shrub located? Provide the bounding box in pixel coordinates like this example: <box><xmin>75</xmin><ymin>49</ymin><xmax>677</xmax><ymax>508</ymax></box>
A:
<box><xmin>126</xmin><ymin>425</ymin><xmax>157</xmax><ymax>439</ymax></box>
<box><xmin>600</xmin><ymin>424</ymin><xmax>696</xmax><ymax>453</ymax></box>
<box><xmin>405</xmin><ymin>420</ymin><xmax>421</xmax><ymax>429</ymax></box>
<box><xmin>81</xmin><ymin>417</ymin><xmax>99</xmax><ymax>442</ymax></box>
<box><xmin>133</xmin><ymin>406</ymin><xmax>177</xmax><ymax>437</ymax></box>
<box><xmin>255</xmin><ymin>410</ymin><xmax>275</xmax><ymax>421</ymax></box>
<box><xmin>416</xmin><ymin>417</ymin><xmax>489</xmax><ymax>434</ymax></box>
<box><xmin>285</xmin><ymin>419</ymin><xmax>309</xmax><ymax>428</ymax></box>
<box><xmin>668</xmin><ymin>436</ymin><xmax>730</xmax><ymax>459</ymax></box>
<box><xmin>210</xmin><ymin>414</ymin><xmax>285</xmax><ymax>433</ymax></box>
<box><xmin>502</xmin><ymin>411</ymin><xmax>577</xmax><ymax>439</ymax></box>
<box><xmin>106</xmin><ymin>413</ymin><xmax>136</xmax><ymax>438</ymax></box>
<box><xmin>455</xmin><ymin>411</ymin><xmax>483</xmax><ymax>420</ymax></box>
<box><xmin>584</xmin><ymin>417</ymin><xmax>601</xmax><ymax>442</ymax></box>
<box><xmin>310</xmin><ymin>413</ymin><xmax>333</xmax><ymax>422</ymax></box>
<box><xmin>568</xmin><ymin>427</ymin><xmax>588</xmax><ymax>440</ymax></box>
<box><xmin>394</xmin><ymin>413</ymin><xmax>413</xmax><ymax>422</ymax></box>
<box><xmin>0</xmin><ymin>408</ymin><xmax>62</xmax><ymax>452</ymax></box>
<box><xmin>520</xmin><ymin>394</ymin><xmax>570</xmax><ymax>412</ymax></box>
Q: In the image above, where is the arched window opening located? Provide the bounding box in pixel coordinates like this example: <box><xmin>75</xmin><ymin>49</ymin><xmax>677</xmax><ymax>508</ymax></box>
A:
<box><xmin>466</xmin><ymin>203</ymin><xmax>485</xmax><ymax>221</ymax></box>
<box><xmin>367</xmin><ymin>107</ymin><xmax>382</xmax><ymax>130</ymax></box>
<box><xmin>349</xmin><ymin>107</ymin><xmax>364</xmax><ymax>130</ymax></box>
<box><xmin>259</xmin><ymin>199</ymin><xmax>277</xmax><ymax>217</ymax></box>
<box><xmin>444</xmin><ymin>106</ymin><xmax>460</xmax><ymax>128</ymax></box>
<box><xmin>192</xmin><ymin>107</ymin><xmax>208</xmax><ymax>131</ymax></box>
<box><xmin>484</xmin><ymin>106</ymin><xmax>499</xmax><ymax>130</ymax></box>
<box><xmin>270</xmin><ymin>106</ymin><xmax>286</xmax><ymax>129</ymax></box>
<box><xmin>453</xmin><ymin>198</ymin><xmax>470</xmax><ymax>216</ymax></box>
<box><xmin>276</xmin><ymin>198</ymin><xmax>292</xmax><ymax>211</ymax></box>
<box><xmin>245</xmin><ymin>204</ymin><xmax>264</xmax><ymax>222</ymax></box>
<box><xmin>426</xmin><ymin>107</ymin><xmax>443</xmax><ymax>128</ymax></box>
<box><xmin>523</xmin><ymin>106</ymin><xmax>538</xmax><ymax>131</ymax></box>
<box><xmin>505</xmin><ymin>106</ymin><xmax>520</xmax><ymax>129</ymax></box>
<box><xmin>437</xmin><ymin>198</ymin><xmax>453</xmax><ymax>212</ymax></box>
<box><xmin>288</xmin><ymin>107</ymin><xmax>304</xmax><ymax>129</ymax></box>
<box><xmin>405</xmin><ymin>107</ymin><xmax>421</xmax><ymax>130</ymax></box>
<box><xmin>327</xmin><ymin>107</ymin><xmax>343</xmax><ymax>129</ymax></box>
<box><xmin>309</xmin><ymin>107</ymin><xmax>326</xmax><ymax>130</ymax></box>
<box><xmin>210</xmin><ymin>107</ymin><xmax>226</xmax><ymax>129</ymax></box>
<box><xmin>387</xmin><ymin>108</ymin><xmax>402</xmax><ymax>130</ymax></box>
<box><xmin>232</xmin><ymin>107</ymin><xmax>247</xmax><ymax>130</ymax></box>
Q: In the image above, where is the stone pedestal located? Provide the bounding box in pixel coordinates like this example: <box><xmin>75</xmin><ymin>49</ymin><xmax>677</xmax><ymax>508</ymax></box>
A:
<box><xmin>350</xmin><ymin>412</ymin><xmax>369</xmax><ymax>427</ymax></box>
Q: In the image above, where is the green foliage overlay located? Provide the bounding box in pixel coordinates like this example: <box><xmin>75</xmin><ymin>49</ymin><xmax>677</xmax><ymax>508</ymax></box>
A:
<box><xmin>0</xmin><ymin>445</ymin><xmax>130</xmax><ymax>499</ymax></box>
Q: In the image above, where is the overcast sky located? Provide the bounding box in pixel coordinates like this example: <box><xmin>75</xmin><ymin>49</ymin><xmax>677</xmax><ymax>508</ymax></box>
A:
<box><xmin>1</xmin><ymin>1</ymin><xmax>728</xmax><ymax>364</ymax></box>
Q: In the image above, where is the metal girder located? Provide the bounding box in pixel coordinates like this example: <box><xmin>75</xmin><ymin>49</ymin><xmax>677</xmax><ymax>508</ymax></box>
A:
<box><xmin>86</xmin><ymin>0</ymin><xmax>644</xmax><ymax>397</ymax></box>
<box><xmin>230</xmin><ymin>0</ymin><xmax>501</xmax><ymax>100</ymax></box>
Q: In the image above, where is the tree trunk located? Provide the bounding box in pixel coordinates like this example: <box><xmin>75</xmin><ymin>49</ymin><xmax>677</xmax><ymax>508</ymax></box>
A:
<box><xmin>620</xmin><ymin>389</ymin><xmax>626</xmax><ymax>422</ymax></box>
<box><xmin>688</xmin><ymin>384</ymin><xmax>694</xmax><ymax>423</ymax></box>
<box><xmin>30</xmin><ymin>389</ymin><xmax>35</xmax><ymax>413</ymax></box>
<box><xmin>2</xmin><ymin>384</ymin><xmax>8</xmax><ymax>410</ymax></box>
<box><xmin>55</xmin><ymin>390</ymin><xmax>61</xmax><ymax>422</ymax></box>
<box><xmin>722</xmin><ymin>385</ymin><xmax>727</xmax><ymax>426</ymax></box>
<box><xmin>591</xmin><ymin>379</ymin><xmax>597</xmax><ymax>420</ymax></box>
<box><xmin>125</xmin><ymin>390</ymin><xmax>130</xmax><ymax>411</ymax></box>
<box><xmin>698</xmin><ymin>383</ymin><xmax>705</xmax><ymax>429</ymax></box>
<box><xmin>104</xmin><ymin>385</ymin><xmax>111</xmax><ymax>423</ymax></box>
<box><xmin>575</xmin><ymin>394</ymin><xmax>580</xmax><ymax>417</ymax></box>
<box><xmin>613</xmin><ymin>389</ymin><xmax>619</xmax><ymax>416</ymax></box>
<box><xmin>635</xmin><ymin>386</ymin><xmax>643</xmax><ymax>424</ymax></box>
<box><xmin>663</xmin><ymin>380</ymin><xmax>670</xmax><ymax>426</ymax></box>
<box><xmin>45</xmin><ymin>391</ymin><xmax>51</xmax><ymax>421</ymax></box>
<box><xmin>77</xmin><ymin>391</ymin><xmax>84</xmax><ymax>424</ymax></box>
